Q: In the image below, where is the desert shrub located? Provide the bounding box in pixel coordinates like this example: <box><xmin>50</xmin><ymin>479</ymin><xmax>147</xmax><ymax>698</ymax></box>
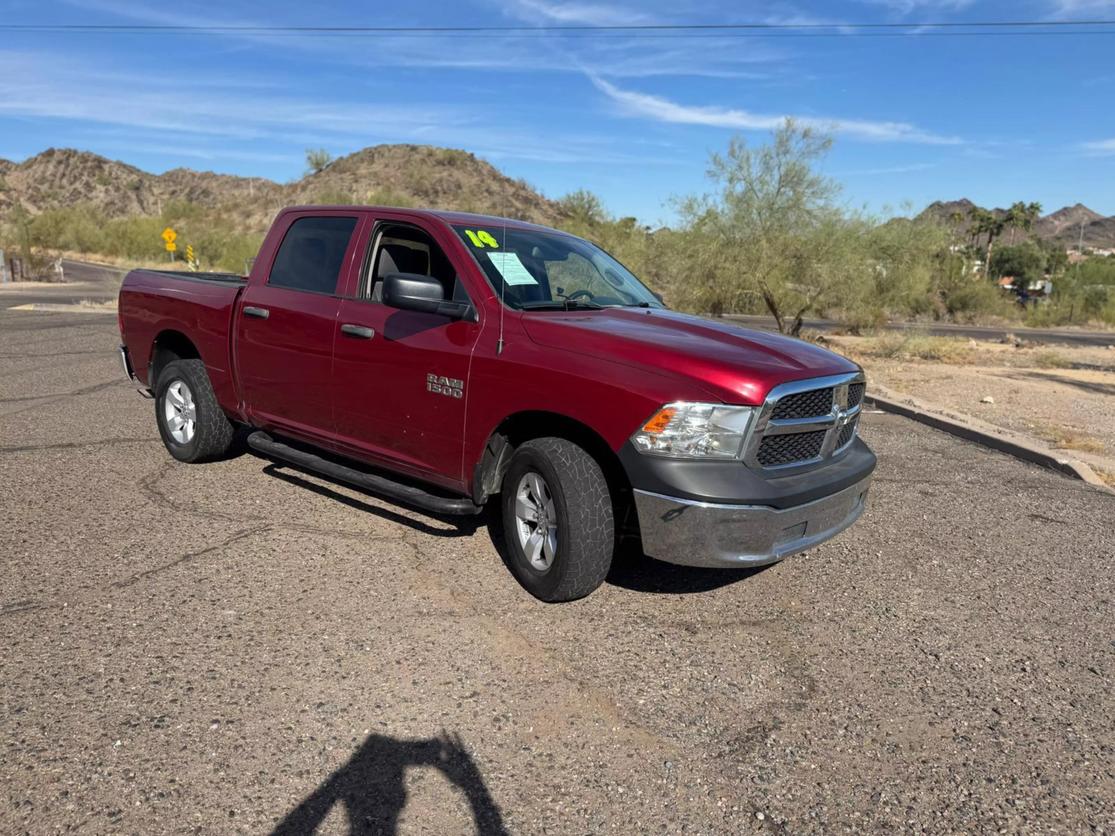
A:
<box><xmin>1031</xmin><ymin>350</ymin><xmax>1072</xmax><ymax>369</ymax></box>
<box><xmin>367</xmin><ymin>188</ymin><xmax>416</xmax><ymax>208</ymax></box>
<box><xmin>939</xmin><ymin>273</ymin><xmax>1018</xmax><ymax>322</ymax></box>
<box><xmin>310</xmin><ymin>187</ymin><xmax>355</xmax><ymax>206</ymax></box>
<box><xmin>864</xmin><ymin>332</ymin><xmax>973</xmax><ymax>363</ymax></box>
<box><xmin>305</xmin><ymin>148</ymin><xmax>334</xmax><ymax>175</ymax></box>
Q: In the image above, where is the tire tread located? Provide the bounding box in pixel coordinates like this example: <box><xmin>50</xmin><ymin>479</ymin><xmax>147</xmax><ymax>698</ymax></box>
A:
<box><xmin>156</xmin><ymin>358</ymin><xmax>235</xmax><ymax>463</ymax></box>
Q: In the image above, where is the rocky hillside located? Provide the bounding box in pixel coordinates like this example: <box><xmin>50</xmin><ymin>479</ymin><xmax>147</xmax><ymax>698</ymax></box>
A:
<box><xmin>0</xmin><ymin>145</ymin><xmax>564</xmax><ymax>232</ymax></box>
<box><xmin>916</xmin><ymin>198</ymin><xmax>1115</xmax><ymax>249</ymax></box>
<box><xmin>1034</xmin><ymin>202</ymin><xmax>1104</xmax><ymax>238</ymax></box>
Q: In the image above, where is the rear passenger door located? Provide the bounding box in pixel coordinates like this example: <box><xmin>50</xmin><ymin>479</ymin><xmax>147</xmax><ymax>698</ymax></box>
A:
<box><xmin>235</xmin><ymin>213</ymin><xmax>363</xmax><ymax>442</ymax></box>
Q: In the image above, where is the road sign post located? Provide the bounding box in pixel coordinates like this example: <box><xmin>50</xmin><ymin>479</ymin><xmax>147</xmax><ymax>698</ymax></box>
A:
<box><xmin>161</xmin><ymin>227</ymin><xmax>178</xmax><ymax>261</ymax></box>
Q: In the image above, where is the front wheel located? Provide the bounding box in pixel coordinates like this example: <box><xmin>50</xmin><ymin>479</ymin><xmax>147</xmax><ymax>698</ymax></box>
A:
<box><xmin>500</xmin><ymin>437</ymin><xmax>615</xmax><ymax>602</ymax></box>
<box><xmin>155</xmin><ymin>358</ymin><xmax>235</xmax><ymax>463</ymax></box>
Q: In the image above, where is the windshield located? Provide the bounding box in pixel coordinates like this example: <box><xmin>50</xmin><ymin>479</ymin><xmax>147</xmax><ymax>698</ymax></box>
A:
<box><xmin>451</xmin><ymin>224</ymin><xmax>664</xmax><ymax>311</ymax></box>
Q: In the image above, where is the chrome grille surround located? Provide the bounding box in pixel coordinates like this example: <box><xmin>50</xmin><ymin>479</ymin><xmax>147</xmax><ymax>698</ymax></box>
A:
<box><xmin>743</xmin><ymin>371</ymin><xmax>866</xmax><ymax>472</ymax></box>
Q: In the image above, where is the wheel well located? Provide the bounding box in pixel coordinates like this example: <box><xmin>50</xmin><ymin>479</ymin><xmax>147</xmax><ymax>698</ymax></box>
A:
<box><xmin>149</xmin><ymin>330</ymin><xmax>200</xmax><ymax>385</ymax></box>
<box><xmin>473</xmin><ymin>411</ymin><xmax>632</xmax><ymax>512</ymax></box>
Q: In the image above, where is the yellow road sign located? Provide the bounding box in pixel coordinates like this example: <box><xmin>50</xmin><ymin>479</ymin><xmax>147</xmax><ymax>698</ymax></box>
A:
<box><xmin>165</xmin><ymin>241</ymin><xmax>177</xmax><ymax>252</ymax></box>
<box><xmin>161</xmin><ymin>227</ymin><xmax>177</xmax><ymax>244</ymax></box>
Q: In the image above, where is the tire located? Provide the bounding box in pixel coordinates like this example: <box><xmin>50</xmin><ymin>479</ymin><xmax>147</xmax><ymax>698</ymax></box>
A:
<box><xmin>500</xmin><ymin>437</ymin><xmax>615</xmax><ymax>602</ymax></box>
<box><xmin>154</xmin><ymin>358</ymin><xmax>235</xmax><ymax>463</ymax></box>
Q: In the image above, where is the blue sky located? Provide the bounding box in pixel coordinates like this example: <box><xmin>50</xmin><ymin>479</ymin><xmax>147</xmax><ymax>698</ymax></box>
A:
<box><xmin>1</xmin><ymin>0</ymin><xmax>1113</xmax><ymax>224</ymax></box>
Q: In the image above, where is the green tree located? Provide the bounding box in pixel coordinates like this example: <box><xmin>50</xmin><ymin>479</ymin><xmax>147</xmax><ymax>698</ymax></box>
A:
<box><xmin>558</xmin><ymin>190</ymin><xmax>607</xmax><ymax>229</ymax></box>
<box><xmin>989</xmin><ymin>241</ymin><xmax>1047</xmax><ymax>288</ymax></box>
<box><xmin>1005</xmin><ymin>200</ymin><xmax>1041</xmax><ymax>245</ymax></box>
<box><xmin>673</xmin><ymin>120</ymin><xmax>864</xmax><ymax>334</ymax></box>
<box><xmin>305</xmin><ymin>148</ymin><xmax>334</xmax><ymax>175</ymax></box>
<box><xmin>968</xmin><ymin>208</ymin><xmax>1005</xmax><ymax>277</ymax></box>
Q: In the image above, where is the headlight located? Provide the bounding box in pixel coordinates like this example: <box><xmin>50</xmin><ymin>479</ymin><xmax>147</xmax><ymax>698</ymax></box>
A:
<box><xmin>630</xmin><ymin>402</ymin><xmax>755</xmax><ymax>459</ymax></box>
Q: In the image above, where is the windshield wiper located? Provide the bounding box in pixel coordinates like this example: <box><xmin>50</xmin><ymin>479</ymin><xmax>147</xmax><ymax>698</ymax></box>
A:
<box><xmin>519</xmin><ymin>300</ymin><xmax>606</xmax><ymax>311</ymax></box>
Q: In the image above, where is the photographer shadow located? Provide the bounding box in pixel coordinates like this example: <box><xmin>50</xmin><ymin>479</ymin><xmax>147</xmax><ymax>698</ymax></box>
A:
<box><xmin>271</xmin><ymin>731</ymin><xmax>507</xmax><ymax>836</ymax></box>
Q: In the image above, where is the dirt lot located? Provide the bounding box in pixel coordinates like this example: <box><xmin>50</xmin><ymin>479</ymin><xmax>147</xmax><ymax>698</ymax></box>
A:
<box><xmin>2</xmin><ymin>308</ymin><xmax>1114</xmax><ymax>834</ymax></box>
<box><xmin>826</xmin><ymin>333</ymin><xmax>1115</xmax><ymax>481</ymax></box>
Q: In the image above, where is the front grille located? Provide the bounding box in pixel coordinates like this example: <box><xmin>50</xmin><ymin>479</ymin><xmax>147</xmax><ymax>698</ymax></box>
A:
<box><xmin>757</xmin><ymin>430</ymin><xmax>827</xmax><ymax>467</ymax></box>
<box><xmin>771</xmin><ymin>387</ymin><xmax>834</xmax><ymax>420</ymax></box>
<box><xmin>836</xmin><ymin>416</ymin><xmax>858</xmax><ymax>449</ymax></box>
<box><xmin>848</xmin><ymin>383</ymin><xmax>866</xmax><ymax>408</ymax></box>
<box><xmin>747</xmin><ymin>374</ymin><xmax>865</xmax><ymax>469</ymax></box>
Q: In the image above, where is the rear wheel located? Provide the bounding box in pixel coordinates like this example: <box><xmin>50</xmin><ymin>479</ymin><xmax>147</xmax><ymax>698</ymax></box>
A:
<box><xmin>500</xmin><ymin>437</ymin><xmax>614</xmax><ymax>602</ymax></box>
<box><xmin>155</xmin><ymin>358</ymin><xmax>235</xmax><ymax>463</ymax></box>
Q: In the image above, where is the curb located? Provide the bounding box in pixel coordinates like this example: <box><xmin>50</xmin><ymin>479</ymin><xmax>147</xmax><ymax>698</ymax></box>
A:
<box><xmin>867</xmin><ymin>385</ymin><xmax>1111</xmax><ymax>491</ymax></box>
<box><xmin>6</xmin><ymin>303</ymin><xmax>117</xmax><ymax>314</ymax></box>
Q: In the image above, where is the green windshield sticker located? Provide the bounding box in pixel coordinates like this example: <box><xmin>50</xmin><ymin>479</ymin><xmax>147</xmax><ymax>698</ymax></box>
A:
<box><xmin>464</xmin><ymin>229</ymin><xmax>500</xmax><ymax>248</ymax></box>
<box><xmin>487</xmin><ymin>252</ymin><xmax>537</xmax><ymax>286</ymax></box>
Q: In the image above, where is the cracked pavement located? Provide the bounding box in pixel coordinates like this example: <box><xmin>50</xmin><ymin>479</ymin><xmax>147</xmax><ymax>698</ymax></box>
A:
<box><xmin>1</xmin><ymin>300</ymin><xmax>1113</xmax><ymax>834</ymax></box>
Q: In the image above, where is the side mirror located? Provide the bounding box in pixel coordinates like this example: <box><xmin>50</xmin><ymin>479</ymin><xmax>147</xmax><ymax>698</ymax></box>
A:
<box><xmin>381</xmin><ymin>273</ymin><xmax>472</xmax><ymax>320</ymax></box>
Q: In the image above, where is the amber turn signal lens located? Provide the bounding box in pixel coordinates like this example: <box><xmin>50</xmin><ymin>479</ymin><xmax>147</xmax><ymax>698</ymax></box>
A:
<box><xmin>641</xmin><ymin>408</ymin><xmax>677</xmax><ymax>434</ymax></box>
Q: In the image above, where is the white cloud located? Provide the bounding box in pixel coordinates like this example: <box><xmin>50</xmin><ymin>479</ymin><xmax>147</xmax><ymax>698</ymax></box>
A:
<box><xmin>835</xmin><ymin>162</ymin><xmax>937</xmax><ymax>175</ymax></box>
<box><xmin>854</xmin><ymin>0</ymin><xmax>975</xmax><ymax>13</ymax></box>
<box><xmin>504</xmin><ymin>0</ymin><xmax>652</xmax><ymax>26</ymax></box>
<box><xmin>1050</xmin><ymin>0</ymin><xmax>1115</xmax><ymax>11</ymax></box>
<box><xmin>61</xmin><ymin>0</ymin><xmax>777</xmax><ymax>79</ymax></box>
<box><xmin>0</xmin><ymin>50</ymin><xmax>686</xmax><ymax>168</ymax></box>
<box><xmin>590</xmin><ymin>77</ymin><xmax>963</xmax><ymax>145</ymax></box>
<box><xmin>1081</xmin><ymin>138</ymin><xmax>1115</xmax><ymax>155</ymax></box>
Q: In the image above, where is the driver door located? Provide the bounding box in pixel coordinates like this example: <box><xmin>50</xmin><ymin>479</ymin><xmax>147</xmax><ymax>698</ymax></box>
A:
<box><xmin>331</xmin><ymin>217</ymin><xmax>482</xmax><ymax>491</ymax></box>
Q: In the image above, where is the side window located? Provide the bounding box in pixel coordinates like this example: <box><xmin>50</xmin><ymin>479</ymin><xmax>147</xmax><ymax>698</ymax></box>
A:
<box><xmin>366</xmin><ymin>224</ymin><xmax>466</xmax><ymax>304</ymax></box>
<box><xmin>268</xmin><ymin>216</ymin><xmax>357</xmax><ymax>294</ymax></box>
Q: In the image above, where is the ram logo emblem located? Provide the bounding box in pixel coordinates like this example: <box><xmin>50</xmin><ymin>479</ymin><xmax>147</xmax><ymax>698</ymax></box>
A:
<box><xmin>426</xmin><ymin>373</ymin><xmax>464</xmax><ymax>399</ymax></box>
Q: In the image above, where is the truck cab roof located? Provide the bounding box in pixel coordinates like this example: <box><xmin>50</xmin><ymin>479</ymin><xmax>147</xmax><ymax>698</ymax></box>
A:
<box><xmin>279</xmin><ymin>205</ymin><xmax>571</xmax><ymax>237</ymax></box>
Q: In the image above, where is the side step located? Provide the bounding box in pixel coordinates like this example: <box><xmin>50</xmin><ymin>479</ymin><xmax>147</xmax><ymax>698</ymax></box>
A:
<box><xmin>246</xmin><ymin>431</ymin><xmax>484</xmax><ymax>516</ymax></box>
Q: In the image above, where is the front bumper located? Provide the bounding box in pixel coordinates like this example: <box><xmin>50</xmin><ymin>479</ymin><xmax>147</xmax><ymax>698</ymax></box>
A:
<box><xmin>633</xmin><ymin>473</ymin><xmax>872</xmax><ymax>569</ymax></box>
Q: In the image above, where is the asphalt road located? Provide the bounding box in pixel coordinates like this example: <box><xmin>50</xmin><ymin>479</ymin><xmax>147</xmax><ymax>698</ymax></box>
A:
<box><xmin>0</xmin><ymin>259</ymin><xmax>125</xmax><ymax>307</ymax></box>
<box><xmin>2</xmin><ymin>307</ymin><xmax>1114</xmax><ymax>834</ymax></box>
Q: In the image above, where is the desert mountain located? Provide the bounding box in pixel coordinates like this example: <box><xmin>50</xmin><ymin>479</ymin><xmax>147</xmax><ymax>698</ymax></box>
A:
<box><xmin>0</xmin><ymin>145</ymin><xmax>564</xmax><ymax>232</ymax></box>
<box><xmin>1033</xmin><ymin>203</ymin><xmax>1105</xmax><ymax>240</ymax></box>
<box><xmin>916</xmin><ymin>199</ymin><xmax>1114</xmax><ymax>249</ymax></box>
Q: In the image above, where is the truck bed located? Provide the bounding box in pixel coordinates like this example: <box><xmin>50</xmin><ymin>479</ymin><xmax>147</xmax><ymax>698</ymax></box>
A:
<box><xmin>118</xmin><ymin>268</ymin><xmax>247</xmax><ymax>411</ymax></box>
<box><xmin>134</xmin><ymin>269</ymin><xmax>247</xmax><ymax>284</ymax></box>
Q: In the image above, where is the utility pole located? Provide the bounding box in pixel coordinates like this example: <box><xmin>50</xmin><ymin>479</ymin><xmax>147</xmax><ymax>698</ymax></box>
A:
<box><xmin>1075</xmin><ymin>220</ymin><xmax>1085</xmax><ymax>281</ymax></box>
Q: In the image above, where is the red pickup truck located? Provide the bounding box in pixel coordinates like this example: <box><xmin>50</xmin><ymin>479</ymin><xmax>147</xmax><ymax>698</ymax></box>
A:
<box><xmin>118</xmin><ymin>206</ymin><xmax>875</xmax><ymax>601</ymax></box>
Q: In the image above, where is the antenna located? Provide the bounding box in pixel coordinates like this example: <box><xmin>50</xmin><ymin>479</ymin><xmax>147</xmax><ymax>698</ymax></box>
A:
<box><xmin>496</xmin><ymin>219</ymin><xmax>508</xmax><ymax>355</ymax></box>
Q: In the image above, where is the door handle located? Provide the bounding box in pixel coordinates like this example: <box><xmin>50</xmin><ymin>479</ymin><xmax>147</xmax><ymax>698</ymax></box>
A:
<box><xmin>243</xmin><ymin>306</ymin><xmax>270</xmax><ymax>319</ymax></box>
<box><xmin>340</xmin><ymin>324</ymin><xmax>375</xmax><ymax>339</ymax></box>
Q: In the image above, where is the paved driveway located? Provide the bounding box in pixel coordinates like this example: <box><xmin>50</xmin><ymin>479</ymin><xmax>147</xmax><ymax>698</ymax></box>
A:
<box><xmin>1</xmin><ymin>309</ymin><xmax>1112</xmax><ymax>833</ymax></box>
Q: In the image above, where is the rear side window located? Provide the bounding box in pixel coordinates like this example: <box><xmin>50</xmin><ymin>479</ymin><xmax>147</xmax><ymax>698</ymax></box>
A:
<box><xmin>268</xmin><ymin>216</ymin><xmax>357</xmax><ymax>294</ymax></box>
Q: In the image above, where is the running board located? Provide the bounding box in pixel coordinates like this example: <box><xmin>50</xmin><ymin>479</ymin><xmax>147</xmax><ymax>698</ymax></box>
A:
<box><xmin>246</xmin><ymin>431</ymin><xmax>483</xmax><ymax>516</ymax></box>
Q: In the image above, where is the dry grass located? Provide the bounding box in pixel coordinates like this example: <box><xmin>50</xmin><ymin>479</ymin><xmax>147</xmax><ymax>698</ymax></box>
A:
<box><xmin>1031</xmin><ymin>350</ymin><xmax>1073</xmax><ymax>369</ymax></box>
<box><xmin>1095</xmin><ymin>467</ymin><xmax>1115</xmax><ymax>488</ymax></box>
<box><xmin>860</xmin><ymin>332</ymin><xmax>975</xmax><ymax>364</ymax></box>
<box><xmin>1035</xmin><ymin>424</ymin><xmax>1107</xmax><ymax>454</ymax></box>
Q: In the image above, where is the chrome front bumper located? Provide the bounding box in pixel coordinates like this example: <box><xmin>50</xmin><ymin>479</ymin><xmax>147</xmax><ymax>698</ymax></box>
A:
<box><xmin>633</xmin><ymin>474</ymin><xmax>872</xmax><ymax>569</ymax></box>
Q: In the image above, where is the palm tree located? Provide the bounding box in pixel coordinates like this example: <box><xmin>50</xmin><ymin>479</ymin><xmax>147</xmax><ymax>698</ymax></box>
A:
<box><xmin>1005</xmin><ymin>201</ymin><xmax>1042</xmax><ymax>245</ymax></box>
<box><xmin>969</xmin><ymin>208</ymin><xmax>1005</xmax><ymax>277</ymax></box>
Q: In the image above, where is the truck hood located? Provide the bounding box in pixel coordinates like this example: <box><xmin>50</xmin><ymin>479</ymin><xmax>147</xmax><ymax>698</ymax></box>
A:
<box><xmin>520</xmin><ymin>308</ymin><xmax>859</xmax><ymax>404</ymax></box>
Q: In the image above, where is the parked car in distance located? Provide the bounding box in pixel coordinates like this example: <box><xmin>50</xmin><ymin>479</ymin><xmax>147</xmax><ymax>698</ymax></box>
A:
<box><xmin>118</xmin><ymin>206</ymin><xmax>876</xmax><ymax>601</ymax></box>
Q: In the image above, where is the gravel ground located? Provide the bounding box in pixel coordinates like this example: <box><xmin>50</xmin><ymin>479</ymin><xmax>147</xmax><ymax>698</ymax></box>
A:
<box><xmin>826</xmin><ymin>335</ymin><xmax>1115</xmax><ymax>479</ymax></box>
<box><xmin>2</xmin><ymin>308</ymin><xmax>1114</xmax><ymax>834</ymax></box>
